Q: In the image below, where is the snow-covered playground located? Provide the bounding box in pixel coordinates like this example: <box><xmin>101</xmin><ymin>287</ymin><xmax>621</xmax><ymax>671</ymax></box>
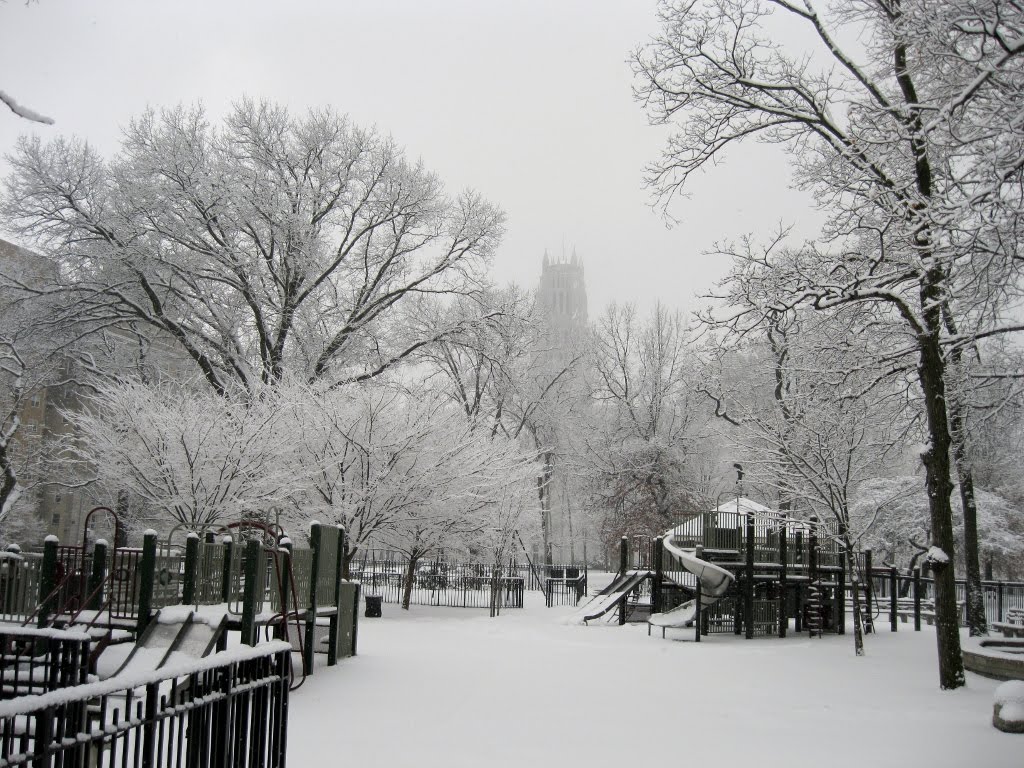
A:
<box><xmin>288</xmin><ymin>587</ymin><xmax>1019</xmax><ymax>768</ymax></box>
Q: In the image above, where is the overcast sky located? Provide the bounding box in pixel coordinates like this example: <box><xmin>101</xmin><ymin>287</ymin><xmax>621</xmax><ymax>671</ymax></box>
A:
<box><xmin>0</xmin><ymin>0</ymin><xmax>821</xmax><ymax>317</ymax></box>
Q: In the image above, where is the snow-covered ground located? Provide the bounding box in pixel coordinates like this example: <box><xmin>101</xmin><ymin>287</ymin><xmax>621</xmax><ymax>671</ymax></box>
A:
<box><xmin>289</xmin><ymin>581</ymin><xmax>1020</xmax><ymax>767</ymax></box>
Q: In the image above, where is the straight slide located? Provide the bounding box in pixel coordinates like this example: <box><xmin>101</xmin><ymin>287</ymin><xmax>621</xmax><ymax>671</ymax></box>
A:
<box><xmin>571</xmin><ymin>570</ymin><xmax>652</xmax><ymax>624</ymax></box>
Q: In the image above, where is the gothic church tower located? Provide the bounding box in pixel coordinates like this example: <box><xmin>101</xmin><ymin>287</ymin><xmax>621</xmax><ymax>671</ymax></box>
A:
<box><xmin>535</xmin><ymin>248</ymin><xmax>588</xmax><ymax>562</ymax></box>
<box><xmin>538</xmin><ymin>248</ymin><xmax>588</xmax><ymax>337</ymax></box>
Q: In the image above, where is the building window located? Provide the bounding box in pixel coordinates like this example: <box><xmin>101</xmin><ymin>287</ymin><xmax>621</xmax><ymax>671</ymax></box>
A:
<box><xmin>54</xmin><ymin>492</ymin><xmax>62</xmax><ymax>503</ymax></box>
<box><xmin>30</xmin><ymin>394</ymin><xmax>40</xmax><ymax>407</ymax></box>
<box><xmin>51</xmin><ymin>513</ymin><xmax>60</xmax><ymax>526</ymax></box>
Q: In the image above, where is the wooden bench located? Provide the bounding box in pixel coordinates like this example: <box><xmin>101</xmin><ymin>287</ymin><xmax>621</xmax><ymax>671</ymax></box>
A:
<box><xmin>993</xmin><ymin>608</ymin><xmax>1024</xmax><ymax>638</ymax></box>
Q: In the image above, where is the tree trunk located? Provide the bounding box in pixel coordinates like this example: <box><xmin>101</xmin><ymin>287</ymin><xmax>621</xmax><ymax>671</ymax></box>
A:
<box><xmin>401</xmin><ymin>554</ymin><xmax>420</xmax><ymax>610</ymax></box>
<box><xmin>846</xmin><ymin>544</ymin><xmax>865</xmax><ymax>657</ymax></box>
<box><xmin>538</xmin><ymin>451</ymin><xmax>554</xmax><ymax>564</ymax></box>
<box><xmin>943</xmin><ymin>304</ymin><xmax>987</xmax><ymax>636</ymax></box>
<box><xmin>916</xmin><ymin>324</ymin><xmax>966</xmax><ymax>689</ymax></box>
<box><xmin>489</xmin><ymin>562</ymin><xmax>502</xmax><ymax>618</ymax></box>
<box><xmin>954</xmin><ymin>462</ymin><xmax>987</xmax><ymax>636</ymax></box>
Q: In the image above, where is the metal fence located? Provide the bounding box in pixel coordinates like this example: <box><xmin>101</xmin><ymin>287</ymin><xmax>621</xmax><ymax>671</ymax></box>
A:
<box><xmin>350</xmin><ymin>553</ymin><xmax>530</xmax><ymax>609</ymax></box>
<box><xmin>0</xmin><ymin>628</ymin><xmax>91</xmax><ymax>700</ymax></box>
<box><xmin>0</xmin><ymin>639</ymin><xmax>291</xmax><ymax>768</ymax></box>
<box><xmin>352</xmin><ymin>558</ymin><xmax>524</xmax><ymax>609</ymax></box>
<box><xmin>541</xmin><ymin>567</ymin><xmax>588</xmax><ymax>607</ymax></box>
<box><xmin>862</xmin><ymin>568</ymin><xmax>1024</xmax><ymax>625</ymax></box>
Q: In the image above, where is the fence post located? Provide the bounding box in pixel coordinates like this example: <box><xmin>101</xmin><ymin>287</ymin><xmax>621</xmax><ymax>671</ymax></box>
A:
<box><xmin>779</xmin><ymin>526</ymin><xmax>788</xmax><ymax>638</ymax></box>
<box><xmin>38</xmin><ymin>536</ymin><xmax>59</xmax><ymax>629</ymax></box>
<box><xmin>141</xmin><ymin>681</ymin><xmax>160</xmax><ymax>768</ymax></box>
<box><xmin>240</xmin><ymin>539</ymin><xmax>261</xmax><ymax>647</ymax></box>
<box><xmin>272</xmin><ymin>650</ymin><xmax>291</xmax><ymax>768</ymax></box>
<box><xmin>744</xmin><ymin>513</ymin><xmax>755</xmax><ymax>639</ymax></box>
<box><xmin>864</xmin><ymin>548</ymin><xmax>874</xmax><ymax>634</ymax></box>
<box><xmin>33</xmin><ymin>705</ymin><xmax>54</xmax><ymax>767</ymax></box>
<box><xmin>87</xmin><ymin>538</ymin><xmax>107</xmax><ymax>611</ymax></box>
<box><xmin>998</xmin><ymin>581</ymin><xmax>1004</xmax><ymax>622</ymax></box>
<box><xmin>913</xmin><ymin>566</ymin><xmax>922</xmax><ymax>631</ymax></box>
<box><xmin>212</xmin><ymin>664</ymin><xmax>233</xmax><ymax>768</ymax></box>
<box><xmin>136</xmin><ymin>530</ymin><xmax>157</xmax><ymax>637</ymax></box>
<box><xmin>890</xmin><ymin>567</ymin><xmax>898</xmax><ymax>632</ymax></box>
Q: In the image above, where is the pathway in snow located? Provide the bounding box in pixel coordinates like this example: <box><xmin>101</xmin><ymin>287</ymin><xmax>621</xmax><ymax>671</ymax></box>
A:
<box><xmin>288</xmin><ymin>591</ymin><xmax>1019</xmax><ymax>767</ymax></box>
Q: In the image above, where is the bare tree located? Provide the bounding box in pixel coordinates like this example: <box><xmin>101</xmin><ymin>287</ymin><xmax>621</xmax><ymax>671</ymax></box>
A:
<box><xmin>634</xmin><ymin>0</ymin><xmax>1024</xmax><ymax>689</ymax></box>
<box><xmin>2</xmin><ymin>100</ymin><xmax>504</xmax><ymax>395</ymax></box>
<box><xmin>581</xmin><ymin>302</ymin><xmax>709</xmax><ymax>546</ymax></box>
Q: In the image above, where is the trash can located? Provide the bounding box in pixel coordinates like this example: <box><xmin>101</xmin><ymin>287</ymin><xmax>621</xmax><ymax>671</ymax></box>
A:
<box><xmin>364</xmin><ymin>594</ymin><xmax>382</xmax><ymax>618</ymax></box>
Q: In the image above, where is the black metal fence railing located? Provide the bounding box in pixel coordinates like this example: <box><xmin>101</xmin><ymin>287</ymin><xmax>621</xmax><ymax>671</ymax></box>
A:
<box><xmin>857</xmin><ymin>568</ymin><xmax>1024</xmax><ymax>626</ymax></box>
<box><xmin>0</xmin><ymin>628</ymin><xmax>91</xmax><ymax>700</ymax></box>
<box><xmin>351</xmin><ymin>557</ymin><xmax>525</xmax><ymax>609</ymax></box>
<box><xmin>350</xmin><ymin>552</ymin><xmax>593</xmax><ymax>608</ymax></box>
<box><xmin>544</xmin><ymin>568</ymin><xmax>587</xmax><ymax>607</ymax></box>
<box><xmin>0</xmin><ymin>639</ymin><xmax>291</xmax><ymax>768</ymax></box>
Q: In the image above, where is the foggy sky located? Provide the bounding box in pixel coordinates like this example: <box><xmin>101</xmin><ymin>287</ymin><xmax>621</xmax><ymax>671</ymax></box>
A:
<box><xmin>0</xmin><ymin>0</ymin><xmax>822</xmax><ymax>317</ymax></box>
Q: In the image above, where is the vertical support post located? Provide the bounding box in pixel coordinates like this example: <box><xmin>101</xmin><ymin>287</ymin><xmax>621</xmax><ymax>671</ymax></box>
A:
<box><xmin>87</xmin><ymin>539</ymin><xmax>107</xmax><ymax>611</ymax></box>
<box><xmin>38</xmin><ymin>536</ymin><xmax>59</xmax><ymax>629</ymax></box>
<box><xmin>997</xmin><ymin>581</ymin><xmax>1004</xmax><ymax>622</ymax></box>
<box><xmin>744</xmin><ymin>512</ymin><xmax>754</xmax><ymax>639</ymax></box>
<box><xmin>350</xmin><ymin>581</ymin><xmax>361</xmax><ymax>657</ymax></box>
<box><xmin>221</xmin><ymin>536</ymin><xmax>234</xmax><ymax>603</ymax></box>
<box><xmin>136</xmin><ymin>530</ymin><xmax>157</xmax><ymax>637</ymax></box>
<box><xmin>240</xmin><ymin>539</ymin><xmax>261</xmax><ymax>646</ymax></box>
<box><xmin>837</xmin><ymin>558</ymin><xmax>846</xmax><ymax>635</ymax></box>
<box><xmin>278</xmin><ymin>538</ymin><xmax>292</xmax><ymax>642</ymax></box>
<box><xmin>694</xmin><ymin>572</ymin><xmax>702</xmax><ymax>644</ymax></box>
<box><xmin>327</xmin><ymin>526</ymin><xmax>345</xmax><ymax>666</ymax></box>
<box><xmin>182</xmin><ymin>534</ymin><xmax>199</xmax><ymax>605</ymax></box>
<box><xmin>618</xmin><ymin>536</ymin><xmax>628</xmax><ymax>626</ymax></box>
<box><xmin>779</xmin><ymin>526</ymin><xmax>788</xmax><ymax>638</ymax></box>
<box><xmin>794</xmin><ymin>530</ymin><xmax>804</xmax><ymax>633</ymax></box>
<box><xmin>864</xmin><ymin>548</ymin><xmax>874</xmax><ymax>634</ymax></box>
<box><xmin>889</xmin><ymin>567</ymin><xmax>898</xmax><ymax>632</ymax></box>
<box><xmin>913</xmin><ymin>566</ymin><xmax>922</xmax><ymax>631</ymax></box>
<box><xmin>305</xmin><ymin>523</ymin><xmax>322</xmax><ymax>676</ymax></box>
<box><xmin>652</xmin><ymin>536</ymin><xmax>663</xmax><ymax>614</ymax></box>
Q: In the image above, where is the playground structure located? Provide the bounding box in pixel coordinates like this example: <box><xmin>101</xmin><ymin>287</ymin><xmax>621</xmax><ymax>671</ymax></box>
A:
<box><xmin>575</xmin><ymin>498</ymin><xmax>848</xmax><ymax>639</ymax></box>
<box><xmin>577</xmin><ymin>496</ymin><xmax>1024</xmax><ymax>640</ymax></box>
<box><xmin>0</xmin><ymin>510</ymin><xmax>358</xmax><ymax>685</ymax></box>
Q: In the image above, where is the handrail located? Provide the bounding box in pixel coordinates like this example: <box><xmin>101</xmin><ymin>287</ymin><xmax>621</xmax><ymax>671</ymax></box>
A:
<box><xmin>256</xmin><ymin>544</ymin><xmax>308</xmax><ymax>691</ymax></box>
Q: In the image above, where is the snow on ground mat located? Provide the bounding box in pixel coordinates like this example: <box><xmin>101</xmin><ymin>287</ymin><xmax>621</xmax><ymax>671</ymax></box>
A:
<box><xmin>288</xmin><ymin>589</ymin><xmax>1020</xmax><ymax>768</ymax></box>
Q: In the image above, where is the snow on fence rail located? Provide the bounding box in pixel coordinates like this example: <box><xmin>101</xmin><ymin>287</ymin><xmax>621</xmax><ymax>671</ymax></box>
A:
<box><xmin>0</xmin><ymin>637</ymin><xmax>291</xmax><ymax>768</ymax></box>
<box><xmin>0</xmin><ymin>628</ymin><xmax>91</xmax><ymax>701</ymax></box>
